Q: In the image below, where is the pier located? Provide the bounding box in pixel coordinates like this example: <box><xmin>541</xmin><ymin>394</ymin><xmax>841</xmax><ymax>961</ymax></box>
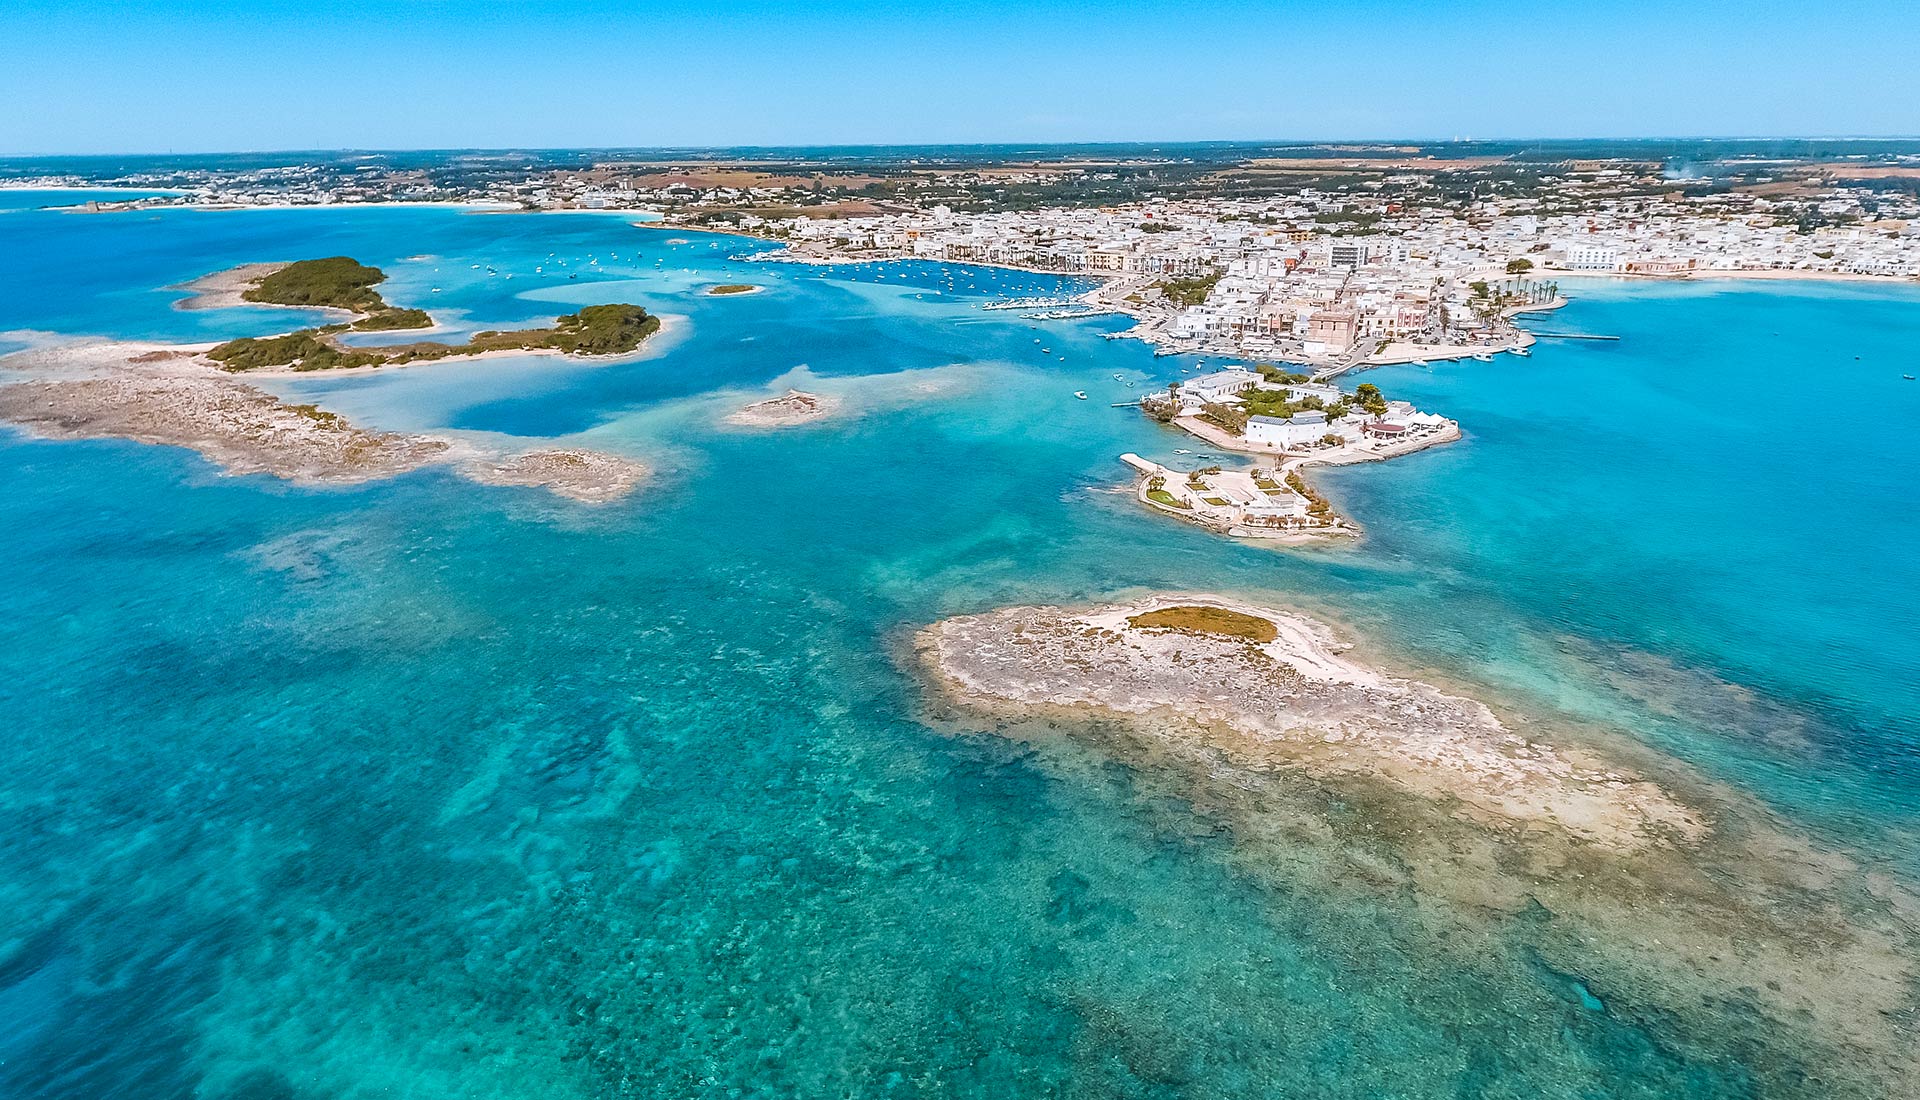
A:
<box><xmin>1022</xmin><ymin>307</ymin><xmax>1123</xmax><ymax>320</ymax></box>
<box><xmin>1528</xmin><ymin>332</ymin><xmax>1620</xmax><ymax>341</ymax></box>
<box><xmin>982</xmin><ymin>296</ymin><xmax>1081</xmax><ymax>311</ymax></box>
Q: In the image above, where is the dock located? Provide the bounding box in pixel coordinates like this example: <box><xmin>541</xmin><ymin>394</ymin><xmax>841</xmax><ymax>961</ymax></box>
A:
<box><xmin>982</xmin><ymin>296</ymin><xmax>1081</xmax><ymax>311</ymax></box>
<box><xmin>1528</xmin><ymin>332</ymin><xmax>1620</xmax><ymax>341</ymax></box>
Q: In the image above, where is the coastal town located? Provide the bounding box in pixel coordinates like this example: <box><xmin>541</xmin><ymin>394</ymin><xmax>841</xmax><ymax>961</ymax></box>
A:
<box><xmin>26</xmin><ymin>144</ymin><xmax>1920</xmax><ymax>371</ymax></box>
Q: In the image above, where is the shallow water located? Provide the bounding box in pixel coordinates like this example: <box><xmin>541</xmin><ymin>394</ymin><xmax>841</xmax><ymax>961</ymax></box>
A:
<box><xmin>1</xmin><ymin>197</ymin><xmax>1916</xmax><ymax>1097</ymax></box>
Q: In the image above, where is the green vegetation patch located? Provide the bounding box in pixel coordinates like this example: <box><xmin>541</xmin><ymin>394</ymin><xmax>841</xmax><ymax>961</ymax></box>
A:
<box><xmin>207</xmin><ymin>331</ymin><xmax>385</xmax><ymax>372</ymax></box>
<box><xmin>707</xmin><ymin>284</ymin><xmax>760</xmax><ymax>295</ymax></box>
<box><xmin>209</xmin><ymin>303</ymin><xmax>660</xmax><ymax>372</ymax></box>
<box><xmin>545</xmin><ymin>304</ymin><xmax>661</xmax><ymax>354</ymax></box>
<box><xmin>244</xmin><ymin>257</ymin><xmax>392</xmax><ymax>313</ymax></box>
<box><xmin>1156</xmin><ymin>272</ymin><xmax>1221</xmax><ymax>308</ymax></box>
<box><xmin>351</xmin><ymin>308</ymin><xmax>433</xmax><ymax>332</ymax></box>
<box><xmin>1127</xmin><ymin>605</ymin><xmax>1278</xmax><ymax>643</ymax></box>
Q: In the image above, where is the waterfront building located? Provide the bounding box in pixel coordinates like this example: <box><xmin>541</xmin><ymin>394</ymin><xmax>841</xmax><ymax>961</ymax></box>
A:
<box><xmin>1178</xmin><ymin>368</ymin><xmax>1263</xmax><ymax>404</ymax></box>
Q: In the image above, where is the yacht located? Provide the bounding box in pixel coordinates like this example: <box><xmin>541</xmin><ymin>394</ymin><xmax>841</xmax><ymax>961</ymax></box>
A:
<box><xmin>1074</xmin><ymin>391</ymin><xmax>1088</xmax><ymax>400</ymax></box>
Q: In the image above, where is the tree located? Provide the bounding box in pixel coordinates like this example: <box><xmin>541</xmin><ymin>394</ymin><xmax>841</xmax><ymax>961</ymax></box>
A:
<box><xmin>1201</xmin><ymin>402</ymin><xmax>1248</xmax><ymax>435</ymax></box>
<box><xmin>1506</xmin><ymin>258</ymin><xmax>1534</xmax><ymax>274</ymax></box>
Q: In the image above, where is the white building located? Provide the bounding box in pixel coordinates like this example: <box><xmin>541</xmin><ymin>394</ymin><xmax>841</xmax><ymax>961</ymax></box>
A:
<box><xmin>1177</xmin><ymin>368</ymin><xmax>1262</xmax><ymax>404</ymax></box>
<box><xmin>1245</xmin><ymin>410</ymin><xmax>1331</xmax><ymax>448</ymax></box>
<box><xmin>1562</xmin><ymin>242</ymin><xmax>1623</xmax><ymax>271</ymax></box>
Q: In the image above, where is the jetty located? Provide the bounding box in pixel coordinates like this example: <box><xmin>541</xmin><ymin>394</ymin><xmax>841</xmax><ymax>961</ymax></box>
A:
<box><xmin>1022</xmin><ymin>307</ymin><xmax>1124</xmax><ymax>320</ymax></box>
<box><xmin>1528</xmin><ymin>332</ymin><xmax>1620</xmax><ymax>341</ymax></box>
<box><xmin>982</xmin><ymin>296</ymin><xmax>1080</xmax><ymax>311</ymax></box>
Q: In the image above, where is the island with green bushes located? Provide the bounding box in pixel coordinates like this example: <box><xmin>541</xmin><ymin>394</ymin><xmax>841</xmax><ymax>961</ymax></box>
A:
<box><xmin>204</xmin><ymin>257</ymin><xmax>662</xmax><ymax>372</ymax></box>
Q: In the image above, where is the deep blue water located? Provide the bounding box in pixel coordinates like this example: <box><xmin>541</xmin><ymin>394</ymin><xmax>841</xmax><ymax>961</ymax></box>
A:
<box><xmin>1</xmin><ymin>196</ymin><xmax>1917</xmax><ymax>1097</ymax></box>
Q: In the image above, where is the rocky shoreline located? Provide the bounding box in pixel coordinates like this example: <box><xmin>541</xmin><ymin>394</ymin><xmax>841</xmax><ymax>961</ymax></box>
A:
<box><xmin>918</xmin><ymin>593</ymin><xmax>1701</xmax><ymax>851</ymax></box>
<box><xmin>913</xmin><ymin>592</ymin><xmax>1920</xmax><ymax>1097</ymax></box>
<box><xmin>723</xmin><ymin>388</ymin><xmax>841</xmax><ymax>427</ymax></box>
<box><xmin>0</xmin><ymin>338</ymin><xmax>649</xmax><ymax>502</ymax></box>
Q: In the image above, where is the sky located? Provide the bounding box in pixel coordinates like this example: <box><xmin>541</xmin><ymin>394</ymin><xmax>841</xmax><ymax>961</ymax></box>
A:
<box><xmin>4</xmin><ymin>0</ymin><xmax>1917</xmax><ymax>154</ymax></box>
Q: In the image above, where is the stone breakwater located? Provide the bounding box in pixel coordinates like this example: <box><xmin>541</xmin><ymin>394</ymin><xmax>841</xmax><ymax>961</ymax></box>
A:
<box><xmin>0</xmin><ymin>339</ymin><xmax>649</xmax><ymax>502</ymax></box>
<box><xmin>917</xmin><ymin>593</ymin><xmax>1703</xmax><ymax>851</ymax></box>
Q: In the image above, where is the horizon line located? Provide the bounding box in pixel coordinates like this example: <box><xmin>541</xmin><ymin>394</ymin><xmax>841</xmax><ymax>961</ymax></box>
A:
<box><xmin>7</xmin><ymin>134</ymin><xmax>1920</xmax><ymax>161</ymax></box>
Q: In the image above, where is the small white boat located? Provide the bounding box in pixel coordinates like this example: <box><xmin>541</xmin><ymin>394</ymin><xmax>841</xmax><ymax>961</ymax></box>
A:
<box><xmin>1074</xmin><ymin>391</ymin><xmax>1088</xmax><ymax>400</ymax></box>
<box><xmin>1174</xmin><ymin>449</ymin><xmax>1192</xmax><ymax>455</ymax></box>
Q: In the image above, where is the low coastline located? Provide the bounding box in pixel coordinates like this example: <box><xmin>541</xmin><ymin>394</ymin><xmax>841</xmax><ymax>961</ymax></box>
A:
<box><xmin>723</xmin><ymin>388</ymin><xmax>842</xmax><ymax>427</ymax></box>
<box><xmin>0</xmin><ymin>338</ymin><xmax>650</xmax><ymax>502</ymax></box>
<box><xmin>918</xmin><ymin>593</ymin><xmax>1702</xmax><ymax>850</ymax></box>
<box><xmin>1123</xmin><ymin>406</ymin><xmax>1461</xmax><ymax>544</ymax></box>
<box><xmin>172</xmin><ymin>262</ymin><xmax>306</xmax><ymax>312</ymax></box>
<box><xmin>914</xmin><ymin>592</ymin><xmax>1920</xmax><ymax>1097</ymax></box>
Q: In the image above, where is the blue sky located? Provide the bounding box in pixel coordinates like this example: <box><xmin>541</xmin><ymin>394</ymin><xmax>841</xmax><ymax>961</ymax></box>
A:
<box><xmin>5</xmin><ymin>0</ymin><xmax>1916</xmax><ymax>153</ymax></box>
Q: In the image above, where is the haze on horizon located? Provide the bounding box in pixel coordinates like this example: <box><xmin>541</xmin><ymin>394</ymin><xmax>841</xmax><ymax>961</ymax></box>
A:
<box><xmin>7</xmin><ymin>0</ymin><xmax>1918</xmax><ymax>156</ymax></box>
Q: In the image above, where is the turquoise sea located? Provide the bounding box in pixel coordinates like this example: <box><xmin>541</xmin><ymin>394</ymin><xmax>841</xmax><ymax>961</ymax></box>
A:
<box><xmin>1</xmin><ymin>193</ymin><xmax>1917</xmax><ymax>1097</ymax></box>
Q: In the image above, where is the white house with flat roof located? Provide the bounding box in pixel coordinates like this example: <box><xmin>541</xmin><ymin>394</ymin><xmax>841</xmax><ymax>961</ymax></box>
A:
<box><xmin>1177</xmin><ymin>368</ymin><xmax>1262</xmax><ymax>405</ymax></box>
<box><xmin>1245</xmin><ymin>410</ymin><xmax>1333</xmax><ymax>448</ymax></box>
<box><xmin>1283</xmin><ymin>382</ymin><xmax>1345</xmax><ymax>404</ymax></box>
<box><xmin>1562</xmin><ymin>242</ymin><xmax>1624</xmax><ymax>271</ymax></box>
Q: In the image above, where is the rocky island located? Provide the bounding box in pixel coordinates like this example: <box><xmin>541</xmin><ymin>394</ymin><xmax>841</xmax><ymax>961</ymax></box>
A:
<box><xmin>915</xmin><ymin>593</ymin><xmax>1920</xmax><ymax>1098</ymax></box>
<box><xmin>0</xmin><ymin>254</ymin><xmax>668</xmax><ymax>500</ymax></box>
<box><xmin>724</xmin><ymin>388</ymin><xmax>841</xmax><ymax>427</ymax></box>
<box><xmin>919</xmin><ymin>594</ymin><xmax>1701</xmax><ymax>851</ymax></box>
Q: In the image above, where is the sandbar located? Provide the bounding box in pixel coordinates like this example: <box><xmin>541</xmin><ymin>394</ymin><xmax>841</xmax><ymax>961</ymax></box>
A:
<box><xmin>723</xmin><ymin>388</ymin><xmax>842</xmax><ymax>428</ymax></box>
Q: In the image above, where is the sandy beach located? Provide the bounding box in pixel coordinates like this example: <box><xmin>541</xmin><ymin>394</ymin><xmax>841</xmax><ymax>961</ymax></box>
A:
<box><xmin>171</xmin><ymin>262</ymin><xmax>302</xmax><ymax>312</ymax></box>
